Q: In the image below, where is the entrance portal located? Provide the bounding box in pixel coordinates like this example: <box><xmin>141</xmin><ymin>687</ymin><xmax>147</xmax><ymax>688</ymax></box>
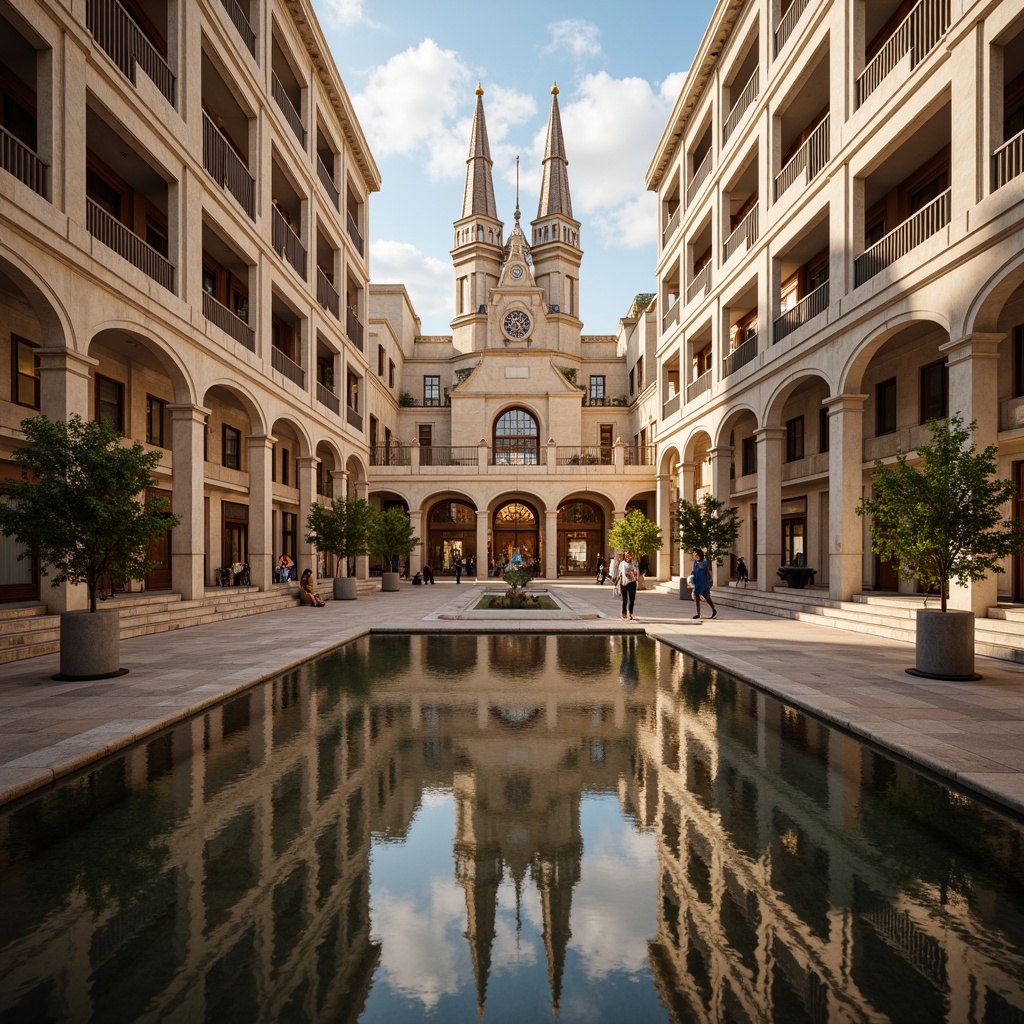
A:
<box><xmin>427</xmin><ymin>500</ymin><xmax>476</xmax><ymax>574</ymax></box>
<box><xmin>556</xmin><ymin>500</ymin><xmax>605</xmax><ymax>576</ymax></box>
<box><xmin>493</xmin><ymin>501</ymin><xmax>540</xmax><ymax>575</ymax></box>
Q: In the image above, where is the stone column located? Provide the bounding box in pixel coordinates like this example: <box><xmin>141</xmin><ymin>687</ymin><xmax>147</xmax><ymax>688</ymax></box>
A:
<box><xmin>409</xmin><ymin>507</ymin><xmax>425</xmax><ymax>574</ymax></box>
<box><xmin>247</xmin><ymin>434</ymin><xmax>275</xmax><ymax>591</ymax></box>
<box><xmin>655</xmin><ymin>473</ymin><xmax>674</xmax><ymax>580</ymax></box>
<box><xmin>544</xmin><ymin>510</ymin><xmax>558</xmax><ymax>579</ymax></box>
<box><xmin>476</xmin><ymin>510</ymin><xmax>489</xmax><ymax>576</ymax></box>
<box><xmin>168</xmin><ymin>404</ymin><xmax>209</xmax><ymax>600</ymax></box>
<box><xmin>825</xmin><ymin>394</ymin><xmax>867</xmax><ymax>601</ymax></box>
<box><xmin>677</xmin><ymin>461</ymin><xmax>697</xmax><ymax>503</ymax></box>
<box><xmin>755</xmin><ymin>427</ymin><xmax>785</xmax><ymax>590</ymax></box>
<box><xmin>709</xmin><ymin>445</ymin><xmax>732</xmax><ymax>501</ymax></box>
<box><xmin>297</xmin><ymin>455</ymin><xmax>318</xmax><ymax>578</ymax></box>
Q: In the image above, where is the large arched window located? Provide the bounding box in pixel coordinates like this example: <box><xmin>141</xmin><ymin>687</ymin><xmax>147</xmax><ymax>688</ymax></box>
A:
<box><xmin>493</xmin><ymin>408</ymin><xmax>539</xmax><ymax>465</ymax></box>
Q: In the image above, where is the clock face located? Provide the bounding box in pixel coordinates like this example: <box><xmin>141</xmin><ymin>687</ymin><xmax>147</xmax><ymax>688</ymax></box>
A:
<box><xmin>510</xmin><ymin>264</ymin><xmax>523</xmax><ymax>279</ymax></box>
<box><xmin>503</xmin><ymin>309</ymin><xmax>532</xmax><ymax>340</ymax></box>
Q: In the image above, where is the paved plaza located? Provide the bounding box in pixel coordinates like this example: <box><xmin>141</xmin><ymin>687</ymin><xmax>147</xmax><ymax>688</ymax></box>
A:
<box><xmin>2</xmin><ymin>580</ymin><xmax>1024</xmax><ymax>817</ymax></box>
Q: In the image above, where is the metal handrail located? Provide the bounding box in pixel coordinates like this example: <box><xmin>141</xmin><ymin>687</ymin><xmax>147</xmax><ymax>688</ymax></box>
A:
<box><xmin>370</xmin><ymin>445</ymin><xmax>411</xmax><ymax>467</ymax></box>
<box><xmin>271</xmin><ymin>204</ymin><xmax>306</xmax><ymax>278</ymax></box>
<box><xmin>662</xmin><ymin>206</ymin><xmax>681</xmax><ymax>247</ymax></box>
<box><xmin>773</xmin><ymin>281</ymin><xmax>829</xmax><ymax>343</ymax></box>
<box><xmin>774</xmin><ymin>0</ymin><xmax>811</xmax><ymax>56</ymax></box>
<box><xmin>202</xmin><ymin>113</ymin><xmax>254</xmax><ymax>219</ymax></box>
<box><xmin>686</xmin><ymin>263</ymin><xmax>712</xmax><ymax>305</ymax></box>
<box><xmin>686</xmin><ymin>369</ymin><xmax>712</xmax><ymax>403</ymax></box>
<box><xmin>854</xmin><ymin>189</ymin><xmax>950</xmax><ymax>286</ymax></box>
<box><xmin>686</xmin><ymin>149</ymin><xmax>713</xmax><ymax>205</ymax></box>
<box><xmin>662</xmin><ymin>392</ymin><xmax>681</xmax><ymax>419</ymax></box>
<box><xmin>87</xmin><ymin>197</ymin><xmax>175</xmax><ymax>291</ymax></box>
<box><xmin>723</xmin><ymin>204</ymin><xmax>759</xmax><ymax>262</ymax></box>
<box><xmin>271</xmin><ymin>346</ymin><xmax>304</xmax><ymax>387</ymax></box>
<box><xmin>271</xmin><ymin>70</ymin><xmax>306</xmax><ymax>147</ymax></box>
<box><xmin>0</xmin><ymin>125</ymin><xmax>47</xmax><ymax>197</ymax></box>
<box><xmin>316</xmin><ymin>267</ymin><xmax>340</xmax><ymax>318</ymax></box>
<box><xmin>722</xmin><ymin>335</ymin><xmax>758</xmax><ymax>377</ymax></box>
<box><xmin>723</xmin><ymin>71</ymin><xmax>758</xmax><ymax>145</ymax></box>
<box><xmin>218</xmin><ymin>0</ymin><xmax>255</xmax><ymax>56</ymax></box>
<box><xmin>663</xmin><ymin>297</ymin><xmax>681</xmax><ymax>331</ymax></box>
<box><xmin>993</xmin><ymin>128</ymin><xmax>1024</xmax><ymax>191</ymax></box>
<box><xmin>86</xmin><ymin>0</ymin><xmax>175</xmax><ymax>105</ymax></box>
<box><xmin>625</xmin><ymin>446</ymin><xmax>656</xmax><ymax>467</ymax></box>
<box><xmin>347</xmin><ymin>210</ymin><xmax>364</xmax><ymax>256</ymax></box>
<box><xmin>316</xmin><ymin>382</ymin><xmax>340</xmax><ymax>413</ymax></box>
<box><xmin>203</xmin><ymin>291</ymin><xmax>254</xmax><ymax>351</ymax></box>
<box><xmin>346</xmin><ymin>307</ymin><xmax>364</xmax><ymax>351</ymax></box>
<box><xmin>317</xmin><ymin>155</ymin><xmax>340</xmax><ymax>209</ymax></box>
<box><xmin>774</xmin><ymin>115</ymin><xmax>830</xmax><ymax>202</ymax></box>
<box><xmin>420</xmin><ymin>446</ymin><xmax>480</xmax><ymax>467</ymax></box>
<box><xmin>556</xmin><ymin>446</ymin><xmax>611</xmax><ymax>466</ymax></box>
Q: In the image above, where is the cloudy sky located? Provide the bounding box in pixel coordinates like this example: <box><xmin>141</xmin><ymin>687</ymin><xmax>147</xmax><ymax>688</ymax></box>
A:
<box><xmin>312</xmin><ymin>0</ymin><xmax>717</xmax><ymax>335</ymax></box>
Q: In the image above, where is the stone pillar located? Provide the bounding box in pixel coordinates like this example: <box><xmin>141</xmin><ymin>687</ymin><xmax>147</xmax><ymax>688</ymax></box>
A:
<box><xmin>544</xmin><ymin>510</ymin><xmax>558</xmax><ymax>578</ymax></box>
<box><xmin>476</xmin><ymin>510</ymin><xmax>489</xmax><ymax>576</ymax></box>
<box><xmin>941</xmin><ymin>332</ymin><xmax>1003</xmax><ymax>615</ymax></box>
<box><xmin>826</xmin><ymin>394</ymin><xmax>867</xmax><ymax>601</ymax></box>
<box><xmin>247</xmin><ymin>434</ymin><xmax>275</xmax><ymax>591</ymax></box>
<box><xmin>297</xmin><ymin>455</ymin><xmax>318</xmax><ymax>578</ymax></box>
<box><xmin>409</xmin><ymin>507</ymin><xmax>425</xmax><ymax>573</ymax></box>
<box><xmin>709</xmin><ymin>445</ymin><xmax>732</xmax><ymax>501</ymax></box>
<box><xmin>678</xmin><ymin>461</ymin><xmax>697</xmax><ymax>503</ymax></box>
<box><xmin>755</xmin><ymin>427</ymin><xmax>785</xmax><ymax>590</ymax></box>
<box><xmin>655</xmin><ymin>473</ymin><xmax>674</xmax><ymax>580</ymax></box>
<box><xmin>547</xmin><ymin>436</ymin><xmax>558</xmax><ymax>469</ymax></box>
<box><xmin>168</xmin><ymin>404</ymin><xmax>209</xmax><ymax>600</ymax></box>
<box><xmin>613</xmin><ymin>437</ymin><xmax>626</xmax><ymax>472</ymax></box>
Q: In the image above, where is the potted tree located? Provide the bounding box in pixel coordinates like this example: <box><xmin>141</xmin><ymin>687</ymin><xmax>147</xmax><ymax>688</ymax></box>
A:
<box><xmin>305</xmin><ymin>495</ymin><xmax>373</xmax><ymax>601</ymax></box>
<box><xmin>0</xmin><ymin>414</ymin><xmax>179</xmax><ymax>679</ymax></box>
<box><xmin>607</xmin><ymin>508</ymin><xmax>663</xmax><ymax>589</ymax></box>
<box><xmin>676</xmin><ymin>493</ymin><xmax>741</xmax><ymax>599</ymax></box>
<box><xmin>857</xmin><ymin>416</ymin><xmax>1023</xmax><ymax>680</ymax></box>
<box><xmin>369</xmin><ymin>506</ymin><xmax>421</xmax><ymax>592</ymax></box>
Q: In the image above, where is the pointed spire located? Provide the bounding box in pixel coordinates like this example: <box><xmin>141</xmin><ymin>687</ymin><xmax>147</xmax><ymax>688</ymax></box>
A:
<box><xmin>537</xmin><ymin>83</ymin><xmax>573</xmax><ymax>219</ymax></box>
<box><xmin>462</xmin><ymin>84</ymin><xmax>498</xmax><ymax>220</ymax></box>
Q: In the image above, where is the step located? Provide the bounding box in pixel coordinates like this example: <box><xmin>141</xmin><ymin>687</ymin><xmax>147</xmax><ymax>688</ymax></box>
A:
<box><xmin>0</xmin><ymin>603</ymin><xmax>48</xmax><ymax>623</ymax></box>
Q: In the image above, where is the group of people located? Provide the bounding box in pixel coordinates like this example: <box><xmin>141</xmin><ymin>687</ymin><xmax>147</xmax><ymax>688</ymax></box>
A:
<box><xmin>276</xmin><ymin>555</ymin><xmax>326</xmax><ymax>607</ymax></box>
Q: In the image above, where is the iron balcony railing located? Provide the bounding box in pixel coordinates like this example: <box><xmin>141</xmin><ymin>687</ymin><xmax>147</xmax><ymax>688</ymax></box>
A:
<box><xmin>856</xmin><ymin>0</ymin><xmax>950</xmax><ymax>107</ymax></box>
<box><xmin>625</xmin><ymin>445</ymin><xmax>656</xmax><ymax>467</ymax></box>
<box><xmin>723</xmin><ymin>334</ymin><xmax>758</xmax><ymax>377</ymax></box>
<box><xmin>722</xmin><ymin>70</ymin><xmax>758</xmax><ymax>146</ymax></box>
<box><xmin>686</xmin><ymin>369</ymin><xmax>712</xmax><ymax>403</ymax></box>
<box><xmin>662</xmin><ymin>392</ymin><xmax>680</xmax><ymax>419</ymax></box>
<box><xmin>218</xmin><ymin>0</ymin><xmax>255</xmax><ymax>56</ymax></box>
<box><xmin>86</xmin><ymin>0</ymin><xmax>175</xmax><ymax>106</ymax></box>
<box><xmin>686</xmin><ymin>263</ymin><xmax>712</xmax><ymax>305</ymax></box>
<box><xmin>371</xmin><ymin>445</ymin><xmax>411</xmax><ymax>467</ymax></box>
<box><xmin>271</xmin><ymin>204</ymin><xmax>306</xmax><ymax>278</ymax></box>
<box><xmin>583</xmin><ymin>394</ymin><xmax>615</xmax><ymax>407</ymax></box>
<box><xmin>774</xmin><ymin>0</ymin><xmax>811</xmax><ymax>57</ymax></box>
<box><xmin>557</xmin><ymin>446</ymin><xmax>611</xmax><ymax>466</ymax></box>
<box><xmin>855</xmin><ymin>188</ymin><xmax>950</xmax><ymax>287</ymax></box>
<box><xmin>316</xmin><ymin>267</ymin><xmax>340</xmax><ymax>318</ymax></box>
<box><xmin>774</xmin><ymin>115</ymin><xmax>830</xmax><ymax>202</ymax></box>
<box><xmin>271</xmin><ymin>346</ymin><xmax>304</xmax><ymax>387</ymax></box>
<box><xmin>0</xmin><ymin>125</ymin><xmax>47</xmax><ymax>197</ymax></box>
<box><xmin>723</xmin><ymin>204</ymin><xmax>759</xmax><ymax>263</ymax></box>
<box><xmin>271</xmin><ymin>71</ymin><xmax>305</xmax><ymax>147</ymax></box>
<box><xmin>993</xmin><ymin>128</ymin><xmax>1024</xmax><ymax>191</ymax></box>
<box><xmin>420</xmin><ymin>446</ymin><xmax>479</xmax><ymax>467</ymax></box>
<box><xmin>346</xmin><ymin>307</ymin><xmax>364</xmax><ymax>351</ymax></box>
<box><xmin>346</xmin><ymin>405</ymin><xmax>363</xmax><ymax>431</ymax></box>
<box><xmin>317</xmin><ymin>155</ymin><xmax>340</xmax><ymax>209</ymax></box>
<box><xmin>202</xmin><ymin>113</ymin><xmax>254</xmax><ymax>220</ymax></box>
<box><xmin>773</xmin><ymin>280</ymin><xmax>829</xmax><ymax>344</ymax></box>
<box><xmin>686</xmin><ymin>149</ymin><xmax>713</xmax><ymax>205</ymax></box>
<box><xmin>203</xmin><ymin>291</ymin><xmax>254</xmax><ymax>351</ymax></box>
<box><xmin>661</xmin><ymin>206</ymin><xmax>681</xmax><ymax>248</ymax></box>
<box><xmin>316</xmin><ymin>382</ymin><xmax>340</xmax><ymax>414</ymax></box>
<box><xmin>662</xmin><ymin>297</ymin><xmax>681</xmax><ymax>332</ymax></box>
<box><xmin>347</xmin><ymin>211</ymin><xmax>364</xmax><ymax>257</ymax></box>
<box><xmin>87</xmin><ymin>197</ymin><xmax>175</xmax><ymax>291</ymax></box>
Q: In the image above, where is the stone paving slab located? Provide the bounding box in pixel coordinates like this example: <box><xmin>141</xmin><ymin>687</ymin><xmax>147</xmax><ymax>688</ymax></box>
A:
<box><xmin>1</xmin><ymin>580</ymin><xmax>1023</xmax><ymax>818</ymax></box>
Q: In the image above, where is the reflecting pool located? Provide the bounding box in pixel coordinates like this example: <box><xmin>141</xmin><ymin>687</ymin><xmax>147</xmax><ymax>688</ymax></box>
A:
<box><xmin>2</xmin><ymin>634</ymin><xmax>1024</xmax><ymax>1022</ymax></box>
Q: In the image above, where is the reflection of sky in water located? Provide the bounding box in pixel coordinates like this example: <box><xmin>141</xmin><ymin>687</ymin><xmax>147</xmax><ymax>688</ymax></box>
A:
<box><xmin>364</xmin><ymin>794</ymin><xmax>665</xmax><ymax>1023</ymax></box>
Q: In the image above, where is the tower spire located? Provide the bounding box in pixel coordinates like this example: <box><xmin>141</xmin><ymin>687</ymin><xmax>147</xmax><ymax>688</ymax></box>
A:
<box><xmin>537</xmin><ymin>83</ymin><xmax>573</xmax><ymax>219</ymax></box>
<box><xmin>462</xmin><ymin>83</ymin><xmax>498</xmax><ymax>219</ymax></box>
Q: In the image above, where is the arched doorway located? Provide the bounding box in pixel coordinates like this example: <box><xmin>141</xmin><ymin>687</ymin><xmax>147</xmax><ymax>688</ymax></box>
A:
<box><xmin>492</xmin><ymin>501</ymin><xmax>540</xmax><ymax>574</ymax></box>
<box><xmin>493</xmin><ymin>408</ymin><xmax>540</xmax><ymax>465</ymax></box>
<box><xmin>427</xmin><ymin>499</ymin><xmax>476</xmax><ymax>574</ymax></box>
<box><xmin>556</xmin><ymin>500</ymin><xmax>605</xmax><ymax>576</ymax></box>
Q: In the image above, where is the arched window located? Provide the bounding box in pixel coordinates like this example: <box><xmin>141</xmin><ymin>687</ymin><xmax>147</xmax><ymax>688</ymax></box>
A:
<box><xmin>493</xmin><ymin>408</ymin><xmax>539</xmax><ymax>465</ymax></box>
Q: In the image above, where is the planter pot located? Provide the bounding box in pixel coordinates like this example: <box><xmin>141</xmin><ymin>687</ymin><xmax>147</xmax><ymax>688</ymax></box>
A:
<box><xmin>381</xmin><ymin>571</ymin><xmax>400</xmax><ymax>592</ymax></box>
<box><xmin>776</xmin><ymin>566</ymin><xmax>817</xmax><ymax>589</ymax></box>
<box><xmin>679</xmin><ymin>577</ymin><xmax>692</xmax><ymax>601</ymax></box>
<box><xmin>908</xmin><ymin>609</ymin><xmax>980</xmax><ymax>680</ymax></box>
<box><xmin>55</xmin><ymin>609</ymin><xmax>127</xmax><ymax>680</ymax></box>
<box><xmin>333</xmin><ymin>576</ymin><xmax>358</xmax><ymax>601</ymax></box>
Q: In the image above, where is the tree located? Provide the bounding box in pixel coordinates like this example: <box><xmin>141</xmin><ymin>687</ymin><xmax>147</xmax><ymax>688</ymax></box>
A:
<box><xmin>676</xmin><ymin>494</ymin><xmax>742</xmax><ymax>583</ymax></box>
<box><xmin>0</xmin><ymin>415</ymin><xmax>180</xmax><ymax>612</ymax></box>
<box><xmin>607</xmin><ymin>508</ymin><xmax>663</xmax><ymax>576</ymax></box>
<box><xmin>856</xmin><ymin>416</ymin><xmax>1023</xmax><ymax>612</ymax></box>
<box><xmin>305</xmin><ymin>496</ymin><xmax>373</xmax><ymax>577</ymax></box>
<box><xmin>368</xmin><ymin>506</ymin><xmax>421</xmax><ymax>568</ymax></box>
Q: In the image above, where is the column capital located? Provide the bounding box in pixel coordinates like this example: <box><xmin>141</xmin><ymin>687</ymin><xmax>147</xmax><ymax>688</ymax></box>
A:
<box><xmin>167</xmin><ymin>403</ymin><xmax>211</xmax><ymax>423</ymax></box>
<box><xmin>754</xmin><ymin>426</ymin><xmax>786</xmax><ymax>441</ymax></box>
<box><xmin>709</xmin><ymin>444</ymin><xmax>734</xmax><ymax>457</ymax></box>
<box><xmin>940</xmin><ymin>332</ymin><xmax>1004</xmax><ymax>364</ymax></box>
<box><xmin>823</xmin><ymin>393</ymin><xmax>868</xmax><ymax>414</ymax></box>
<box><xmin>36</xmin><ymin>347</ymin><xmax>97</xmax><ymax>377</ymax></box>
<box><xmin>246</xmin><ymin>432</ymin><xmax>277</xmax><ymax>450</ymax></box>
<box><xmin>296</xmin><ymin>455</ymin><xmax>320</xmax><ymax>469</ymax></box>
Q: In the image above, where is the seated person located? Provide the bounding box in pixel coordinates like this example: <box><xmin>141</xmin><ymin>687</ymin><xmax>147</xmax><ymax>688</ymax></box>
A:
<box><xmin>412</xmin><ymin>572</ymin><xmax>423</xmax><ymax>585</ymax></box>
<box><xmin>422</xmin><ymin>564</ymin><xmax>435</xmax><ymax>585</ymax></box>
<box><xmin>276</xmin><ymin>554</ymin><xmax>294</xmax><ymax>581</ymax></box>
<box><xmin>298</xmin><ymin>568</ymin><xmax>325</xmax><ymax>606</ymax></box>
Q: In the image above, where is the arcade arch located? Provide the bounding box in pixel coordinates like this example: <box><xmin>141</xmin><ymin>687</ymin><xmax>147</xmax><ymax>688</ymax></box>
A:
<box><xmin>556</xmin><ymin>499</ymin><xmax>605</xmax><ymax>576</ymax></box>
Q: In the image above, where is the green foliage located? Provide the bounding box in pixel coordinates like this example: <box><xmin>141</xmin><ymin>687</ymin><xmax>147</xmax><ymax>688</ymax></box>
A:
<box><xmin>305</xmin><ymin>496</ymin><xmax>373</xmax><ymax>577</ymax></box>
<box><xmin>676</xmin><ymin>493</ymin><xmax>742</xmax><ymax>582</ymax></box>
<box><xmin>397</xmin><ymin>390</ymin><xmax>415</xmax><ymax>407</ymax></box>
<box><xmin>368</xmin><ymin>506</ymin><xmax>421</xmax><ymax>565</ymax></box>
<box><xmin>856</xmin><ymin>416</ymin><xmax>1023</xmax><ymax>611</ymax></box>
<box><xmin>502</xmin><ymin>565</ymin><xmax>532</xmax><ymax>595</ymax></box>
<box><xmin>0</xmin><ymin>415</ymin><xmax>179</xmax><ymax>612</ymax></box>
<box><xmin>607</xmin><ymin>508</ymin><xmax>664</xmax><ymax>565</ymax></box>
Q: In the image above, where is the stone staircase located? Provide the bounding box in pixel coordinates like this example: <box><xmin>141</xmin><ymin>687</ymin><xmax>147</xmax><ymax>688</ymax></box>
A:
<box><xmin>0</xmin><ymin>579</ymin><xmax>377</xmax><ymax>665</ymax></box>
<box><xmin>657</xmin><ymin>579</ymin><xmax>1024</xmax><ymax>665</ymax></box>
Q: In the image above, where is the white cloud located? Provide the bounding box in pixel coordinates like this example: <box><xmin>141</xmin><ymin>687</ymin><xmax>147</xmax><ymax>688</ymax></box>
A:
<box><xmin>370</xmin><ymin>240</ymin><xmax>451</xmax><ymax>323</ymax></box>
<box><xmin>315</xmin><ymin>0</ymin><xmax>375</xmax><ymax>28</ymax></box>
<box><xmin>544</xmin><ymin>19</ymin><xmax>602</xmax><ymax>59</ymax></box>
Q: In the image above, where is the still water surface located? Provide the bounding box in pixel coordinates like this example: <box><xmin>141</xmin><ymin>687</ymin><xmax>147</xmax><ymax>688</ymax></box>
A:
<box><xmin>1</xmin><ymin>634</ymin><xmax>1024</xmax><ymax>1023</ymax></box>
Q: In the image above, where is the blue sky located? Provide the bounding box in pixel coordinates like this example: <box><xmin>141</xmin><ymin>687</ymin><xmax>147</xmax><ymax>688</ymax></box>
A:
<box><xmin>312</xmin><ymin>0</ymin><xmax>718</xmax><ymax>335</ymax></box>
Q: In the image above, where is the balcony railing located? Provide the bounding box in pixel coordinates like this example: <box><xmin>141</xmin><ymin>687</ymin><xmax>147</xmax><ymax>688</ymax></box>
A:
<box><xmin>271</xmin><ymin>204</ymin><xmax>306</xmax><ymax>278</ymax></box>
<box><xmin>774</xmin><ymin>115</ymin><xmax>830</xmax><ymax>202</ymax></box>
<box><xmin>686</xmin><ymin>149</ymin><xmax>713</xmax><ymax>205</ymax></box>
<box><xmin>625</xmin><ymin>446</ymin><xmax>656</xmax><ymax>467</ymax></box>
<box><xmin>87</xmin><ymin>197</ymin><xmax>175</xmax><ymax>291</ymax></box>
<box><xmin>854</xmin><ymin>188</ymin><xmax>950</xmax><ymax>287</ymax></box>
<box><xmin>556</xmin><ymin>446</ymin><xmax>612</xmax><ymax>467</ymax></box>
<box><xmin>0</xmin><ymin>125</ymin><xmax>47</xmax><ymax>197</ymax></box>
<box><xmin>87</xmin><ymin>0</ymin><xmax>175</xmax><ymax>106</ymax></box>
<box><xmin>271</xmin><ymin>346</ymin><xmax>304</xmax><ymax>387</ymax></box>
<box><xmin>203</xmin><ymin>291</ymin><xmax>254</xmax><ymax>351</ymax></box>
<box><xmin>774</xmin><ymin>280</ymin><xmax>829</xmax><ymax>343</ymax></box>
<box><xmin>316</xmin><ymin>382</ymin><xmax>340</xmax><ymax>414</ymax></box>
<box><xmin>346</xmin><ymin>405</ymin><xmax>363</xmax><ymax>431</ymax></box>
<box><xmin>271</xmin><ymin>71</ymin><xmax>305</xmax><ymax>147</ymax></box>
<box><xmin>371</xmin><ymin>445</ymin><xmax>410</xmax><ymax>467</ymax></box>
<box><xmin>421</xmin><ymin>446</ymin><xmax>480</xmax><ymax>467</ymax></box>
<box><xmin>686</xmin><ymin>369</ymin><xmax>712</xmax><ymax>403</ymax></box>
<box><xmin>347</xmin><ymin>211</ymin><xmax>364</xmax><ymax>256</ymax></box>
<box><xmin>662</xmin><ymin>391</ymin><xmax>681</xmax><ymax>419</ymax></box>
<box><xmin>662</xmin><ymin>297</ymin><xmax>681</xmax><ymax>332</ymax></box>
<box><xmin>346</xmin><ymin>307</ymin><xmax>364</xmax><ymax>351</ymax></box>
<box><xmin>722</xmin><ymin>71</ymin><xmax>759</xmax><ymax>146</ymax></box>
<box><xmin>317</xmin><ymin>267</ymin><xmax>340</xmax><ymax>318</ymax></box>
<box><xmin>583</xmin><ymin>395</ymin><xmax>618</xmax><ymax>407</ymax></box>
<box><xmin>856</xmin><ymin>0</ymin><xmax>950</xmax><ymax>107</ymax></box>
<box><xmin>203</xmin><ymin>113</ymin><xmax>254</xmax><ymax>220</ymax></box>
<box><xmin>317</xmin><ymin>155</ymin><xmax>340</xmax><ymax>209</ymax></box>
<box><xmin>993</xmin><ymin>128</ymin><xmax>1024</xmax><ymax>192</ymax></box>
<box><xmin>686</xmin><ymin>263</ymin><xmax>712</xmax><ymax>305</ymax></box>
<box><xmin>723</xmin><ymin>335</ymin><xmax>758</xmax><ymax>377</ymax></box>
<box><xmin>723</xmin><ymin>204</ymin><xmax>759</xmax><ymax>262</ymax></box>
<box><xmin>662</xmin><ymin>206</ymin><xmax>681</xmax><ymax>248</ymax></box>
<box><xmin>218</xmin><ymin>0</ymin><xmax>255</xmax><ymax>56</ymax></box>
<box><xmin>774</xmin><ymin>0</ymin><xmax>811</xmax><ymax>57</ymax></box>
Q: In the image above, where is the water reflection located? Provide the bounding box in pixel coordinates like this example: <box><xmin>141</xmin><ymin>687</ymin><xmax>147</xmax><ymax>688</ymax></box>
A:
<box><xmin>0</xmin><ymin>635</ymin><xmax>1022</xmax><ymax>1023</ymax></box>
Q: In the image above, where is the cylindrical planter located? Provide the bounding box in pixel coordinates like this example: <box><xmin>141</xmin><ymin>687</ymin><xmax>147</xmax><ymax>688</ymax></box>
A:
<box><xmin>333</xmin><ymin>576</ymin><xmax>358</xmax><ymax>601</ymax></box>
<box><xmin>679</xmin><ymin>577</ymin><xmax>692</xmax><ymax>601</ymax></box>
<box><xmin>381</xmin><ymin>571</ymin><xmax>400</xmax><ymax>592</ymax></box>
<box><xmin>57</xmin><ymin>609</ymin><xmax>126</xmax><ymax>680</ymax></box>
<box><xmin>909</xmin><ymin>609</ymin><xmax>979</xmax><ymax>680</ymax></box>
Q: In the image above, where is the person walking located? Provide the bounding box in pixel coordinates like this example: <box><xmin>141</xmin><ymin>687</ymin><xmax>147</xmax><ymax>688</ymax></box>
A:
<box><xmin>691</xmin><ymin>549</ymin><xmax>717</xmax><ymax>619</ymax></box>
<box><xmin>735</xmin><ymin>556</ymin><xmax>749</xmax><ymax>587</ymax></box>
<box><xmin>619</xmin><ymin>551</ymin><xmax>639</xmax><ymax>620</ymax></box>
<box><xmin>455</xmin><ymin>556</ymin><xmax>463</xmax><ymax>584</ymax></box>
<box><xmin>596</xmin><ymin>554</ymin><xmax>606</xmax><ymax>584</ymax></box>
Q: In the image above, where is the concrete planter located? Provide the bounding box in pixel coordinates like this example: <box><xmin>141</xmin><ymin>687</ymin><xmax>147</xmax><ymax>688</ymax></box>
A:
<box><xmin>909</xmin><ymin>609</ymin><xmax>980</xmax><ymax>680</ymax></box>
<box><xmin>56</xmin><ymin>609</ymin><xmax>127</xmax><ymax>680</ymax></box>
<box><xmin>679</xmin><ymin>577</ymin><xmax>692</xmax><ymax>600</ymax></box>
<box><xmin>776</xmin><ymin>565</ymin><xmax>817</xmax><ymax>589</ymax></box>
<box><xmin>381</xmin><ymin>571</ymin><xmax>400</xmax><ymax>592</ymax></box>
<box><xmin>333</xmin><ymin>576</ymin><xmax>358</xmax><ymax>601</ymax></box>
